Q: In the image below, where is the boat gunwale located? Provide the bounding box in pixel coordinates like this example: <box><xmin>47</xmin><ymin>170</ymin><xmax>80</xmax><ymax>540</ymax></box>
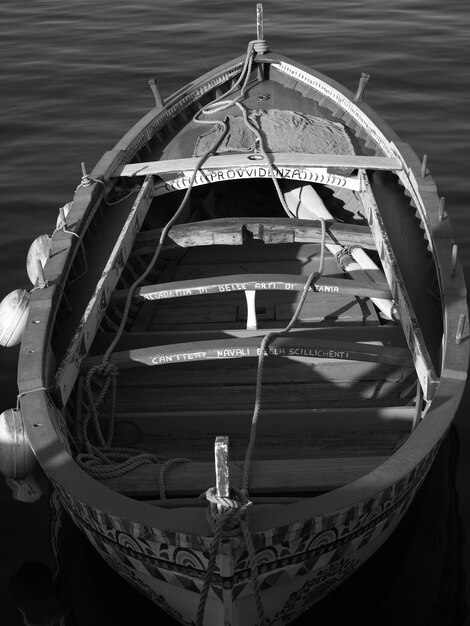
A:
<box><xmin>16</xmin><ymin>50</ymin><xmax>468</xmax><ymax>538</ymax></box>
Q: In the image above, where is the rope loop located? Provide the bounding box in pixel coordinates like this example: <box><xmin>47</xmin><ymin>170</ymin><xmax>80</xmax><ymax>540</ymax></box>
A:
<box><xmin>335</xmin><ymin>245</ymin><xmax>356</xmax><ymax>272</ymax></box>
<box><xmin>253</xmin><ymin>39</ymin><xmax>268</xmax><ymax>54</ymax></box>
<box><xmin>197</xmin><ymin>488</ymin><xmax>265</xmax><ymax>626</ymax></box>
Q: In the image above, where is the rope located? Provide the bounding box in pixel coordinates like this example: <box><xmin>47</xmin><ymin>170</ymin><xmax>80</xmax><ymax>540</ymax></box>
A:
<box><xmin>242</xmin><ymin>217</ymin><xmax>327</xmax><ymax>494</ymax></box>
<box><xmin>16</xmin><ymin>387</ymin><xmax>51</xmax><ymax>411</ymax></box>
<box><xmin>73</xmin><ymin>40</ymin><xmax>268</xmax><ymax>484</ymax></box>
<box><xmin>196</xmin><ymin>488</ymin><xmax>266</xmax><ymax>626</ymax></box>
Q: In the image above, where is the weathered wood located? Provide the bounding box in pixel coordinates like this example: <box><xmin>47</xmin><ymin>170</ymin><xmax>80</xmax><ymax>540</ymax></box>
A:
<box><xmin>115</xmin><ymin>152</ymin><xmax>402</xmax><ymax>178</ymax></box>
<box><xmin>215</xmin><ymin>436</ymin><xmax>230</xmax><ymax>512</ymax></box>
<box><xmin>359</xmin><ymin>170</ymin><xmax>438</xmax><ymax>400</ymax></box>
<box><xmin>132</xmin><ymin>218</ymin><xmax>375</xmax><ymax>254</ymax></box>
<box><xmin>100</xmin><ymin>456</ymin><xmax>387</xmax><ymax>497</ymax></box>
<box><xmin>54</xmin><ymin>176</ymin><xmax>155</xmax><ymax>406</ymax></box>
<box><xmin>110</xmin><ymin>274</ymin><xmax>391</xmax><ymax>304</ymax></box>
<box><xmin>153</xmin><ymin>166</ymin><xmax>362</xmax><ymax>195</ymax></box>
<box><xmin>90</xmin><ymin>323</ymin><xmax>407</xmax><ymax>354</ymax></box>
<box><xmin>81</xmin><ymin>334</ymin><xmax>413</xmax><ymax>372</ymax></box>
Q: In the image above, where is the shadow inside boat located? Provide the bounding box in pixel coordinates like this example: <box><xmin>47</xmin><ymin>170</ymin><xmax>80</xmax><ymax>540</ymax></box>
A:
<box><xmin>6</xmin><ymin>425</ymin><xmax>465</xmax><ymax>626</ymax></box>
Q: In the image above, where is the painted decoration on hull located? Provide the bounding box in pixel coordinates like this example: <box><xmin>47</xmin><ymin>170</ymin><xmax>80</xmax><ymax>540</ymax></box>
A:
<box><xmin>52</xmin><ymin>443</ymin><xmax>439</xmax><ymax>623</ymax></box>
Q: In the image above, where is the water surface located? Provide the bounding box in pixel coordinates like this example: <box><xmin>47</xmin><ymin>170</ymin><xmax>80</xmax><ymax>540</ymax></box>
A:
<box><xmin>1</xmin><ymin>1</ymin><xmax>469</xmax><ymax>623</ymax></box>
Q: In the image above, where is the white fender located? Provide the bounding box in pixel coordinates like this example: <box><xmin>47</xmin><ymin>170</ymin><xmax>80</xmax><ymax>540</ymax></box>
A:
<box><xmin>0</xmin><ymin>289</ymin><xmax>31</xmax><ymax>347</ymax></box>
<box><xmin>26</xmin><ymin>234</ymin><xmax>51</xmax><ymax>285</ymax></box>
<box><xmin>0</xmin><ymin>408</ymin><xmax>37</xmax><ymax>479</ymax></box>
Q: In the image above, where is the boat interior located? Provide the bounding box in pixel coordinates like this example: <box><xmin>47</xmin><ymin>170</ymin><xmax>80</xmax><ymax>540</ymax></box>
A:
<box><xmin>51</xmin><ymin>57</ymin><xmax>444</xmax><ymax>505</ymax></box>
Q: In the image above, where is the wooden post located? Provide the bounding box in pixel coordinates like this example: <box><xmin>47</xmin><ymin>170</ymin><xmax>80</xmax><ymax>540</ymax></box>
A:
<box><xmin>256</xmin><ymin>4</ymin><xmax>264</xmax><ymax>40</ymax></box>
<box><xmin>148</xmin><ymin>79</ymin><xmax>163</xmax><ymax>109</ymax></box>
<box><xmin>215</xmin><ymin>436</ymin><xmax>230</xmax><ymax>513</ymax></box>
<box><xmin>451</xmin><ymin>242</ymin><xmax>458</xmax><ymax>277</ymax></box>
<box><xmin>438</xmin><ymin>197</ymin><xmax>446</xmax><ymax>222</ymax></box>
<box><xmin>35</xmin><ymin>260</ymin><xmax>46</xmax><ymax>289</ymax></box>
<box><xmin>81</xmin><ymin>162</ymin><xmax>91</xmax><ymax>186</ymax></box>
<box><xmin>354</xmin><ymin>72</ymin><xmax>370</xmax><ymax>102</ymax></box>
<box><xmin>420</xmin><ymin>154</ymin><xmax>428</xmax><ymax>178</ymax></box>
<box><xmin>456</xmin><ymin>313</ymin><xmax>466</xmax><ymax>345</ymax></box>
<box><xmin>245</xmin><ymin>290</ymin><xmax>257</xmax><ymax>330</ymax></box>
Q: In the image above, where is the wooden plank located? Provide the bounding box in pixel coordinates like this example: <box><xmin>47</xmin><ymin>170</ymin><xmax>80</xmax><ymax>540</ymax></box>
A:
<box><xmin>54</xmin><ymin>176</ymin><xmax>154</xmax><ymax>406</ymax></box>
<box><xmin>114</xmin><ymin>406</ymin><xmax>416</xmax><ymax>433</ymax></box>
<box><xmin>81</xmin><ymin>334</ymin><xmax>413</xmax><ymax>372</ymax></box>
<box><xmin>94</xmin><ymin>323</ymin><xmax>405</xmax><ymax>345</ymax></box>
<box><xmin>115</xmin><ymin>152</ymin><xmax>402</xmax><ymax>178</ymax></box>
<box><xmin>111</xmin><ymin>274</ymin><xmax>391</xmax><ymax>304</ymax></box>
<box><xmin>100</xmin><ymin>456</ymin><xmax>387</xmax><ymax>497</ymax></box>
<box><xmin>90</xmin><ymin>323</ymin><xmax>407</xmax><ymax>354</ymax></box>
<box><xmin>153</xmin><ymin>166</ymin><xmax>362</xmax><ymax>195</ymax></box>
<box><xmin>359</xmin><ymin>170</ymin><xmax>438</xmax><ymax>400</ymax></box>
<box><xmin>132</xmin><ymin>217</ymin><xmax>376</xmax><ymax>253</ymax></box>
<box><xmin>114</xmin><ymin>380</ymin><xmax>411</xmax><ymax>413</ymax></box>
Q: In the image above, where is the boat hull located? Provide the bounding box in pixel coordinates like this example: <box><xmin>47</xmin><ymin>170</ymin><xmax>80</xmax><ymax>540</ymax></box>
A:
<box><xmin>56</xmin><ymin>441</ymin><xmax>438</xmax><ymax>625</ymax></box>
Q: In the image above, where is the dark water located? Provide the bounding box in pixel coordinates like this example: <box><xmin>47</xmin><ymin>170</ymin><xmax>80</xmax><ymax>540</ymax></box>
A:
<box><xmin>1</xmin><ymin>1</ymin><xmax>469</xmax><ymax>624</ymax></box>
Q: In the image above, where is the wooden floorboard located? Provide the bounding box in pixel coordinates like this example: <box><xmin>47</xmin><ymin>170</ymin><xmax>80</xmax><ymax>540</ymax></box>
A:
<box><xmin>100</xmin><ymin>456</ymin><xmax>388</xmax><ymax>497</ymax></box>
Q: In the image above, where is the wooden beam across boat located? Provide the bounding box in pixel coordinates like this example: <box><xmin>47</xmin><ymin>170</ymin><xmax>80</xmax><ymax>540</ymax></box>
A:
<box><xmin>359</xmin><ymin>170</ymin><xmax>438</xmax><ymax>400</ymax></box>
<box><xmin>114</xmin><ymin>152</ymin><xmax>403</xmax><ymax>181</ymax></box>
<box><xmin>132</xmin><ymin>217</ymin><xmax>376</xmax><ymax>256</ymax></box>
<box><xmin>110</xmin><ymin>274</ymin><xmax>391</xmax><ymax>304</ymax></box>
<box><xmin>100</xmin><ymin>456</ymin><xmax>388</xmax><ymax>497</ymax></box>
<box><xmin>81</xmin><ymin>334</ymin><xmax>413</xmax><ymax>372</ymax></box>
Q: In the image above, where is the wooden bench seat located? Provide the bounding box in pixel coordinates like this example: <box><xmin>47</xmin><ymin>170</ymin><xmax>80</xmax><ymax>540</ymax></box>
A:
<box><xmin>82</xmin><ymin>334</ymin><xmax>413</xmax><ymax>372</ymax></box>
<box><xmin>110</xmin><ymin>273</ymin><xmax>391</xmax><ymax>303</ymax></box>
<box><xmin>132</xmin><ymin>217</ymin><xmax>376</xmax><ymax>257</ymax></box>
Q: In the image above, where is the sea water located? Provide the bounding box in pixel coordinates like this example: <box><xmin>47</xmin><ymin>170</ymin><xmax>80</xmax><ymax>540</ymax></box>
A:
<box><xmin>1</xmin><ymin>1</ymin><xmax>469</xmax><ymax>623</ymax></box>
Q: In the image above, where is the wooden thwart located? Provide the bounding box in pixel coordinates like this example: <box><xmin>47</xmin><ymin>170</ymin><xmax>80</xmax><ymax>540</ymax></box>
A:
<box><xmin>82</xmin><ymin>333</ymin><xmax>413</xmax><ymax>371</ymax></box>
<box><xmin>101</xmin><ymin>456</ymin><xmax>387</xmax><ymax>497</ymax></box>
<box><xmin>114</xmin><ymin>152</ymin><xmax>403</xmax><ymax>179</ymax></box>
<box><xmin>110</xmin><ymin>273</ymin><xmax>392</xmax><ymax>303</ymax></box>
<box><xmin>132</xmin><ymin>217</ymin><xmax>376</xmax><ymax>254</ymax></box>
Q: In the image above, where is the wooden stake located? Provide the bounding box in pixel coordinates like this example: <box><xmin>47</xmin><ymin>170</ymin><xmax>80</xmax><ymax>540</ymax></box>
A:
<box><xmin>420</xmin><ymin>154</ymin><xmax>428</xmax><ymax>178</ymax></box>
<box><xmin>35</xmin><ymin>260</ymin><xmax>46</xmax><ymax>289</ymax></box>
<box><xmin>354</xmin><ymin>73</ymin><xmax>370</xmax><ymax>102</ymax></box>
<box><xmin>456</xmin><ymin>313</ymin><xmax>466</xmax><ymax>345</ymax></box>
<box><xmin>438</xmin><ymin>197</ymin><xmax>446</xmax><ymax>222</ymax></box>
<box><xmin>215</xmin><ymin>436</ymin><xmax>230</xmax><ymax>513</ymax></box>
<box><xmin>148</xmin><ymin>79</ymin><xmax>163</xmax><ymax>108</ymax></box>
<box><xmin>256</xmin><ymin>3</ymin><xmax>264</xmax><ymax>40</ymax></box>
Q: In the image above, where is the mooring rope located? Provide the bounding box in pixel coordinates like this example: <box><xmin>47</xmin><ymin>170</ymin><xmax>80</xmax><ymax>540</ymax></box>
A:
<box><xmin>196</xmin><ymin>487</ymin><xmax>266</xmax><ymax>626</ymax></box>
<box><xmin>74</xmin><ymin>40</ymin><xmax>266</xmax><ymax>486</ymax></box>
<box><xmin>243</xmin><ymin>217</ymin><xmax>327</xmax><ymax>494</ymax></box>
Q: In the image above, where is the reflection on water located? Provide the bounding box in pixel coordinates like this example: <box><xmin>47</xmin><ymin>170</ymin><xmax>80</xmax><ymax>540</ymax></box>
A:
<box><xmin>6</xmin><ymin>427</ymin><xmax>464</xmax><ymax>626</ymax></box>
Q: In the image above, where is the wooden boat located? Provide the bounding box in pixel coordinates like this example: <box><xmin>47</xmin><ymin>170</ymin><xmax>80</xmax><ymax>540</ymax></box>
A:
<box><xmin>1</xmin><ymin>5</ymin><xmax>468</xmax><ymax>625</ymax></box>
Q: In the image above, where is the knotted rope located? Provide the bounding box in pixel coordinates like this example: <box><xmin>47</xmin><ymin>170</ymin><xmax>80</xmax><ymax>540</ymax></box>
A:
<box><xmin>196</xmin><ymin>487</ymin><xmax>266</xmax><ymax>626</ymax></box>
